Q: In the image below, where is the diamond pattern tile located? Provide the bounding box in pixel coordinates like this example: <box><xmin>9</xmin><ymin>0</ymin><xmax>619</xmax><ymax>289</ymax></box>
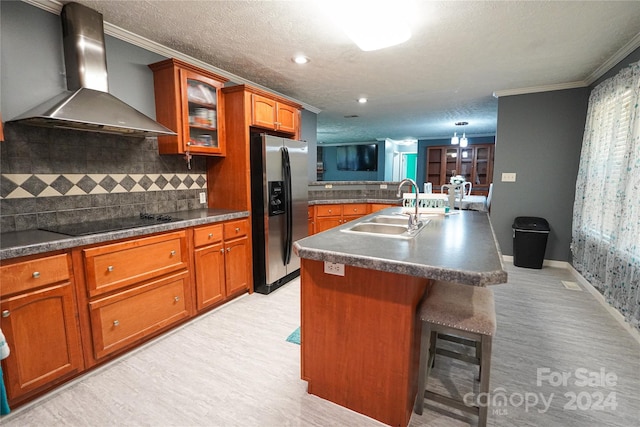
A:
<box><xmin>99</xmin><ymin>176</ymin><xmax>118</xmax><ymax>193</ymax></box>
<box><xmin>1</xmin><ymin>175</ymin><xmax>19</xmax><ymax>198</ymax></box>
<box><xmin>22</xmin><ymin>175</ymin><xmax>48</xmax><ymax>196</ymax></box>
<box><xmin>155</xmin><ymin>175</ymin><xmax>169</xmax><ymax>189</ymax></box>
<box><xmin>138</xmin><ymin>175</ymin><xmax>153</xmax><ymax>191</ymax></box>
<box><xmin>50</xmin><ymin>176</ymin><xmax>75</xmax><ymax>195</ymax></box>
<box><xmin>76</xmin><ymin>175</ymin><xmax>98</xmax><ymax>193</ymax></box>
<box><xmin>0</xmin><ymin>173</ymin><xmax>207</xmax><ymax>199</ymax></box>
<box><xmin>169</xmin><ymin>175</ymin><xmax>182</xmax><ymax>189</ymax></box>
<box><xmin>120</xmin><ymin>175</ymin><xmax>137</xmax><ymax>192</ymax></box>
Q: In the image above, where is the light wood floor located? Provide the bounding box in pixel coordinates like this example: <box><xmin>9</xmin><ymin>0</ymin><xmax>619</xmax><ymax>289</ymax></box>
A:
<box><xmin>2</xmin><ymin>264</ymin><xmax>639</xmax><ymax>426</ymax></box>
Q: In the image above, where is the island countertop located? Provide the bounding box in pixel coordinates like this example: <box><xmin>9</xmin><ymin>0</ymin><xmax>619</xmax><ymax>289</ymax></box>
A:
<box><xmin>294</xmin><ymin>207</ymin><xmax>507</xmax><ymax>287</ymax></box>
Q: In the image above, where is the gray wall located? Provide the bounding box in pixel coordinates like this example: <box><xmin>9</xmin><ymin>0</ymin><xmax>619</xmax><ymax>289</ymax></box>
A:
<box><xmin>492</xmin><ymin>88</ymin><xmax>589</xmax><ymax>261</ymax></box>
<box><xmin>300</xmin><ymin>109</ymin><xmax>318</xmax><ymax>182</ymax></box>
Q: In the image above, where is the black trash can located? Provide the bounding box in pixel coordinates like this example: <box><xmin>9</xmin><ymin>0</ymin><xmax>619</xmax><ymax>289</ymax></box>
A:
<box><xmin>512</xmin><ymin>217</ymin><xmax>549</xmax><ymax>269</ymax></box>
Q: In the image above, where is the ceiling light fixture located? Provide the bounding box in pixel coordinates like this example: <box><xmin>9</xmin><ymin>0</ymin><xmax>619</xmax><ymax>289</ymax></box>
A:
<box><xmin>323</xmin><ymin>1</ymin><xmax>415</xmax><ymax>51</ymax></box>
<box><xmin>358</xmin><ymin>97</ymin><xmax>368</xmax><ymax>103</ymax></box>
<box><xmin>452</xmin><ymin>121</ymin><xmax>469</xmax><ymax>147</ymax></box>
<box><xmin>292</xmin><ymin>55</ymin><xmax>309</xmax><ymax>64</ymax></box>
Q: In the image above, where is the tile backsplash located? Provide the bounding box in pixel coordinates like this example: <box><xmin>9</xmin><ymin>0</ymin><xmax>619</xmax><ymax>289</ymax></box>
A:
<box><xmin>0</xmin><ymin>123</ymin><xmax>208</xmax><ymax>232</ymax></box>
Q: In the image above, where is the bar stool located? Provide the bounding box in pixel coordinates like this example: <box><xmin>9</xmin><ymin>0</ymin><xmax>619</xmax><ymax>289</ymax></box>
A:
<box><xmin>413</xmin><ymin>280</ymin><xmax>497</xmax><ymax>427</ymax></box>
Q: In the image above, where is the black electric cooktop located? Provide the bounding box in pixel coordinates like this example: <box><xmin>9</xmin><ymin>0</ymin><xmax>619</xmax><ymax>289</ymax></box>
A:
<box><xmin>39</xmin><ymin>213</ymin><xmax>183</xmax><ymax>237</ymax></box>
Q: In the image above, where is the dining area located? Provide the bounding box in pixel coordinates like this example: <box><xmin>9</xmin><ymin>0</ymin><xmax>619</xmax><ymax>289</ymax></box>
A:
<box><xmin>416</xmin><ymin>180</ymin><xmax>493</xmax><ymax>213</ymax></box>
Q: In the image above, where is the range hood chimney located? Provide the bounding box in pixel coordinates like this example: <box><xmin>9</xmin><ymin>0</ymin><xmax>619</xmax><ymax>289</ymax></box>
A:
<box><xmin>7</xmin><ymin>2</ymin><xmax>176</xmax><ymax>138</ymax></box>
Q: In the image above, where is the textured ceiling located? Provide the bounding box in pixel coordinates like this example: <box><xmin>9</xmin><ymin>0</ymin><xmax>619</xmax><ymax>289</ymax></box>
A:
<box><xmin>53</xmin><ymin>1</ymin><xmax>640</xmax><ymax>143</ymax></box>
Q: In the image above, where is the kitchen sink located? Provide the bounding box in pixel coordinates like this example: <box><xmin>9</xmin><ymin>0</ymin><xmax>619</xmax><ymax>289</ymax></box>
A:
<box><xmin>366</xmin><ymin>215</ymin><xmax>413</xmax><ymax>225</ymax></box>
<box><xmin>348</xmin><ymin>223</ymin><xmax>409</xmax><ymax>235</ymax></box>
<box><xmin>341</xmin><ymin>216</ymin><xmax>429</xmax><ymax>239</ymax></box>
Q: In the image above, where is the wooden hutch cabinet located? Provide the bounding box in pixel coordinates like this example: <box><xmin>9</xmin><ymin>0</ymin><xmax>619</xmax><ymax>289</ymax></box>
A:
<box><xmin>426</xmin><ymin>144</ymin><xmax>494</xmax><ymax>195</ymax></box>
<box><xmin>149</xmin><ymin>58</ymin><xmax>229</xmax><ymax>156</ymax></box>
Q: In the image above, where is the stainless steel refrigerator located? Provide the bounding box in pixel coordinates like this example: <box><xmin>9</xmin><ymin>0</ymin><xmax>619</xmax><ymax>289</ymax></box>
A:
<box><xmin>250</xmin><ymin>134</ymin><xmax>308</xmax><ymax>294</ymax></box>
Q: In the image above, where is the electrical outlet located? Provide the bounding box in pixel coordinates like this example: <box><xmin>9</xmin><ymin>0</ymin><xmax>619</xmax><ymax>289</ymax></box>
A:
<box><xmin>199</xmin><ymin>192</ymin><xmax>207</xmax><ymax>204</ymax></box>
<box><xmin>379</xmin><ymin>184</ymin><xmax>388</xmax><ymax>189</ymax></box>
<box><xmin>502</xmin><ymin>173</ymin><xmax>517</xmax><ymax>182</ymax></box>
<box><xmin>324</xmin><ymin>261</ymin><xmax>345</xmax><ymax>276</ymax></box>
<box><xmin>324</xmin><ymin>184</ymin><xmax>333</xmax><ymax>189</ymax></box>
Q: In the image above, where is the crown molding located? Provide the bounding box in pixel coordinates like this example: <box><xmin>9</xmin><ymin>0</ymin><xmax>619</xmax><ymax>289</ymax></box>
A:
<box><xmin>20</xmin><ymin>0</ymin><xmax>322</xmax><ymax>114</ymax></box>
<box><xmin>584</xmin><ymin>31</ymin><xmax>640</xmax><ymax>85</ymax></box>
<box><xmin>492</xmin><ymin>31</ymin><xmax>640</xmax><ymax>98</ymax></box>
<box><xmin>492</xmin><ymin>81</ymin><xmax>587</xmax><ymax>98</ymax></box>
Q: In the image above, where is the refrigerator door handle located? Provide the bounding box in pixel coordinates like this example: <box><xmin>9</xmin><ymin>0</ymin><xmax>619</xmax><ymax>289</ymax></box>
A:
<box><xmin>281</xmin><ymin>146</ymin><xmax>293</xmax><ymax>265</ymax></box>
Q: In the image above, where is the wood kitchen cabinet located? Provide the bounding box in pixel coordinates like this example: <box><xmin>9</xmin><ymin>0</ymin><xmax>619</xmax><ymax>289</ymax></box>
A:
<box><xmin>426</xmin><ymin>144</ymin><xmax>494</xmax><ymax>195</ymax></box>
<box><xmin>149</xmin><ymin>58</ymin><xmax>229</xmax><ymax>156</ymax></box>
<box><xmin>0</xmin><ymin>252</ymin><xmax>84</xmax><ymax>407</ymax></box>
<box><xmin>222</xmin><ymin>220</ymin><xmax>251</xmax><ymax>296</ymax></box>
<box><xmin>193</xmin><ymin>219</ymin><xmax>251</xmax><ymax>311</ymax></box>
<box><xmin>208</xmin><ymin>85</ymin><xmax>302</xmax><ymax>213</ymax></box>
<box><xmin>78</xmin><ymin>230</ymin><xmax>192</xmax><ymax>363</ymax></box>
<box><xmin>194</xmin><ymin>224</ymin><xmax>226</xmax><ymax>310</ymax></box>
<box><xmin>308</xmin><ymin>206</ymin><xmax>315</xmax><ymax>235</ymax></box>
<box><xmin>251</xmin><ymin>93</ymin><xmax>299</xmax><ymax>135</ymax></box>
<box><xmin>313</xmin><ymin>204</ymin><xmax>368</xmax><ymax>234</ymax></box>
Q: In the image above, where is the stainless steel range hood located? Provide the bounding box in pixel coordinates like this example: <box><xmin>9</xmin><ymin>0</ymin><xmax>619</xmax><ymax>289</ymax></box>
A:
<box><xmin>7</xmin><ymin>2</ymin><xmax>176</xmax><ymax>138</ymax></box>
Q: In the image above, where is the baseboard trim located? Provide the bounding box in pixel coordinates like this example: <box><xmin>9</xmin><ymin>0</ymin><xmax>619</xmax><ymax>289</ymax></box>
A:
<box><xmin>566</xmin><ymin>264</ymin><xmax>640</xmax><ymax>346</ymax></box>
<box><xmin>502</xmin><ymin>255</ymin><xmax>640</xmax><ymax>345</ymax></box>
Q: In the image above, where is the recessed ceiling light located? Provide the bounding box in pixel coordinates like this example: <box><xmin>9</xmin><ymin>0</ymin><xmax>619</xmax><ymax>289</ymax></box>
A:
<box><xmin>292</xmin><ymin>55</ymin><xmax>309</xmax><ymax>64</ymax></box>
<box><xmin>358</xmin><ymin>97</ymin><xmax>368</xmax><ymax>103</ymax></box>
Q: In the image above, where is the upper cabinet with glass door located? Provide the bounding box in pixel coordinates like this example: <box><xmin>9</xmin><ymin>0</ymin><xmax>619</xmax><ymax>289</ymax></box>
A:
<box><xmin>149</xmin><ymin>59</ymin><xmax>229</xmax><ymax>156</ymax></box>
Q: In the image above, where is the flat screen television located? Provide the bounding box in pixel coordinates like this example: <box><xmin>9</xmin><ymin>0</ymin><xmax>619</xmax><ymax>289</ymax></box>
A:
<box><xmin>336</xmin><ymin>144</ymin><xmax>378</xmax><ymax>171</ymax></box>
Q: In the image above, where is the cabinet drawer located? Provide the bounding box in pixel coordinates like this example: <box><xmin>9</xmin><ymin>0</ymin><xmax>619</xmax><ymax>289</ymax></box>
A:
<box><xmin>194</xmin><ymin>224</ymin><xmax>224</xmax><ymax>247</ymax></box>
<box><xmin>0</xmin><ymin>254</ymin><xmax>70</xmax><ymax>296</ymax></box>
<box><xmin>343</xmin><ymin>204</ymin><xmax>368</xmax><ymax>216</ymax></box>
<box><xmin>315</xmin><ymin>205</ymin><xmax>341</xmax><ymax>217</ymax></box>
<box><xmin>89</xmin><ymin>271</ymin><xmax>190</xmax><ymax>359</ymax></box>
<box><xmin>224</xmin><ymin>219</ymin><xmax>249</xmax><ymax>239</ymax></box>
<box><xmin>83</xmin><ymin>231</ymin><xmax>188</xmax><ymax>297</ymax></box>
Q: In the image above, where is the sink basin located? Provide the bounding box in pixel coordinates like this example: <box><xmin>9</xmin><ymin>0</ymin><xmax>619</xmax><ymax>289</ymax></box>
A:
<box><xmin>366</xmin><ymin>215</ymin><xmax>412</xmax><ymax>225</ymax></box>
<box><xmin>342</xmin><ymin>218</ymin><xmax>429</xmax><ymax>239</ymax></box>
<box><xmin>348</xmin><ymin>223</ymin><xmax>409</xmax><ymax>235</ymax></box>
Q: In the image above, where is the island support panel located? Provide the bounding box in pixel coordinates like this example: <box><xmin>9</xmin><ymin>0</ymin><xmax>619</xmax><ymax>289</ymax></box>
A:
<box><xmin>300</xmin><ymin>259</ymin><xmax>429</xmax><ymax>427</ymax></box>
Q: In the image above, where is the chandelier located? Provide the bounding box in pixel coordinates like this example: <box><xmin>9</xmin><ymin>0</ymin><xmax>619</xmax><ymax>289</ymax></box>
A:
<box><xmin>451</xmin><ymin>121</ymin><xmax>469</xmax><ymax>147</ymax></box>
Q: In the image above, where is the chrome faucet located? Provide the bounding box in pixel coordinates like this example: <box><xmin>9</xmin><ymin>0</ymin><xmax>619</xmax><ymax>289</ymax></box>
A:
<box><xmin>396</xmin><ymin>178</ymin><xmax>420</xmax><ymax>231</ymax></box>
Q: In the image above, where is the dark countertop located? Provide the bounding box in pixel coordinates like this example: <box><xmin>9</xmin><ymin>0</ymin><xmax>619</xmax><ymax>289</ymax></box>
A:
<box><xmin>294</xmin><ymin>208</ymin><xmax>507</xmax><ymax>287</ymax></box>
<box><xmin>0</xmin><ymin>209</ymin><xmax>249</xmax><ymax>261</ymax></box>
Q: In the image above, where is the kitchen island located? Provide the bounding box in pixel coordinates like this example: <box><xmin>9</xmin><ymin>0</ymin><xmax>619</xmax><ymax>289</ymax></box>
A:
<box><xmin>293</xmin><ymin>208</ymin><xmax>506</xmax><ymax>427</ymax></box>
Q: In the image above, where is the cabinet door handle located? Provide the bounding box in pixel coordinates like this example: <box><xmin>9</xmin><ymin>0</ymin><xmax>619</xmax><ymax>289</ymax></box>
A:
<box><xmin>113</xmin><ymin>320</ymin><xmax>120</xmax><ymax>327</ymax></box>
<box><xmin>107</xmin><ymin>266</ymin><xmax>114</xmax><ymax>272</ymax></box>
<box><xmin>226</xmin><ymin>247</ymin><xmax>231</xmax><ymax>252</ymax></box>
<box><xmin>2</xmin><ymin>310</ymin><xmax>9</xmax><ymax>318</ymax></box>
<box><xmin>174</xmin><ymin>296</ymin><xmax>180</xmax><ymax>302</ymax></box>
<box><xmin>32</xmin><ymin>271</ymin><xmax>40</xmax><ymax>278</ymax></box>
<box><xmin>170</xmin><ymin>250</ymin><xmax>176</xmax><ymax>257</ymax></box>
<box><xmin>208</xmin><ymin>233</ymin><xmax>213</xmax><ymax>238</ymax></box>
<box><xmin>220</xmin><ymin>248</ymin><xmax>225</xmax><ymax>253</ymax></box>
<box><xmin>235</xmin><ymin>227</ymin><xmax>240</xmax><ymax>233</ymax></box>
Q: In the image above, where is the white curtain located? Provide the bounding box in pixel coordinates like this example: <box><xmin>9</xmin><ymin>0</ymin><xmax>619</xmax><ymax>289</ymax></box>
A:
<box><xmin>572</xmin><ymin>60</ymin><xmax>640</xmax><ymax>330</ymax></box>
